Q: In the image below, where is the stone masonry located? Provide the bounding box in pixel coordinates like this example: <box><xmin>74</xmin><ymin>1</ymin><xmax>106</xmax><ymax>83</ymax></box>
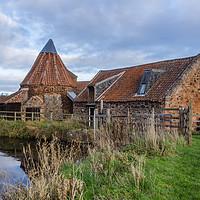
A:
<box><xmin>165</xmin><ymin>56</ymin><xmax>200</xmax><ymax>115</ymax></box>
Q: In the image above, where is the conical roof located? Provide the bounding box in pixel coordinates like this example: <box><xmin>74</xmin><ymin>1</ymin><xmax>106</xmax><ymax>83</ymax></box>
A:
<box><xmin>20</xmin><ymin>39</ymin><xmax>77</xmax><ymax>87</ymax></box>
<box><xmin>41</xmin><ymin>39</ymin><xmax>57</xmax><ymax>54</ymax></box>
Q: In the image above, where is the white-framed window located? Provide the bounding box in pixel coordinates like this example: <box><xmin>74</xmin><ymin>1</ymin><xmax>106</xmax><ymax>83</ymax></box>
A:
<box><xmin>139</xmin><ymin>83</ymin><xmax>146</xmax><ymax>94</ymax></box>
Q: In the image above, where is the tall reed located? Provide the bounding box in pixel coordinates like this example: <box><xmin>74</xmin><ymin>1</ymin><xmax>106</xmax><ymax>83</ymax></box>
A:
<box><xmin>1</xmin><ymin>114</ymin><xmax>186</xmax><ymax>199</ymax></box>
<box><xmin>1</xmin><ymin>136</ymin><xmax>84</xmax><ymax>200</ymax></box>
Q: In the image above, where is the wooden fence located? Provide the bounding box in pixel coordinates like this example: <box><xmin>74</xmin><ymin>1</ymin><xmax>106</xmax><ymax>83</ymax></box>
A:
<box><xmin>0</xmin><ymin>110</ymin><xmax>74</xmax><ymax>121</ymax></box>
<box><xmin>0</xmin><ymin>103</ymin><xmax>199</xmax><ymax>145</ymax></box>
<box><xmin>0</xmin><ymin>110</ymin><xmax>94</xmax><ymax>131</ymax></box>
<box><xmin>94</xmin><ymin>103</ymin><xmax>199</xmax><ymax>145</ymax></box>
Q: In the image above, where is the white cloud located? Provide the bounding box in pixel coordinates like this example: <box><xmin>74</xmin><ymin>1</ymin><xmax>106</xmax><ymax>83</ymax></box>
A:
<box><xmin>0</xmin><ymin>67</ymin><xmax>26</xmax><ymax>81</ymax></box>
<box><xmin>0</xmin><ymin>12</ymin><xmax>29</xmax><ymax>47</ymax></box>
<box><xmin>0</xmin><ymin>0</ymin><xmax>200</xmax><ymax>93</ymax></box>
<box><xmin>0</xmin><ymin>152</ymin><xmax>20</xmax><ymax>168</ymax></box>
<box><xmin>0</xmin><ymin>46</ymin><xmax>37</xmax><ymax>69</ymax></box>
<box><xmin>0</xmin><ymin>67</ymin><xmax>26</xmax><ymax>93</ymax></box>
<box><xmin>0</xmin><ymin>12</ymin><xmax>18</xmax><ymax>27</ymax></box>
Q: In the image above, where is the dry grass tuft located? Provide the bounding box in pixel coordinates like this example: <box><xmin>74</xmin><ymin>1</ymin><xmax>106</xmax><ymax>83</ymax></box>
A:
<box><xmin>1</xmin><ymin>136</ymin><xmax>84</xmax><ymax>200</ymax></box>
<box><xmin>0</xmin><ymin>115</ymin><xmax>186</xmax><ymax>199</ymax></box>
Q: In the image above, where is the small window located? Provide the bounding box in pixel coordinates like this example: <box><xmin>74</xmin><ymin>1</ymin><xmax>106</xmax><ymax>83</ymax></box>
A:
<box><xmin>139</xmin><ymin>83</ymin><xmax>146</xmax><ymax>94</ymax></box>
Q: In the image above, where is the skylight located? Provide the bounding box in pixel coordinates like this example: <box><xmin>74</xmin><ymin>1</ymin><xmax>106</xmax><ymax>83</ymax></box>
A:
<box><xmin>137</xmin><ymin>70</ymin><xmax>151</xmax><ymax>95</ymax></box>
<box><xmin>139</xmin><ymin>83</ymin><xmax>146</xmax><ymax>94</ymax></box>
<box><xmin>137</xmin><ymin>69</ymin><xmax>165</xmax><ymax>96</ymax></box>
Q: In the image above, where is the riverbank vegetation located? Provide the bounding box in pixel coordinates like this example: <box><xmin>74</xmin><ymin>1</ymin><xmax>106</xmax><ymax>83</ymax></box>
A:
<box><xmin>0</xmin><ymin>119</ymin><xmax>85</xmax><ymax>139</ymax></box>
<box><xmin>1</xmin><ymin>119</ymin><xmax>200</xmax><ymax>199</ymax></box>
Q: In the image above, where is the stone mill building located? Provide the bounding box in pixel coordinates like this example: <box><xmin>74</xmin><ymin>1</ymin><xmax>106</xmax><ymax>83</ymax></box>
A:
<box><xmin>74</xmin><ymin>54</ymin><xmax>200</xmax><ymax>117</ymax></box>
<box><xmin>0</xmin><ymin>39</ymin><xmax>87</xmax><ymax>116</ymax></box>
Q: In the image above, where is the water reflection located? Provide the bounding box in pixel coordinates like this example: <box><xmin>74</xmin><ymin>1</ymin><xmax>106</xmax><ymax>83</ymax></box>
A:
<box><xmin>0</xmin><ymin>137</ymin><xmax>35</xmax><ymax>196</ymax></box>
<box><xmin>0</xmin><ymin>151</ymin><xmax>28</xmax><ymax>193</ymax></box>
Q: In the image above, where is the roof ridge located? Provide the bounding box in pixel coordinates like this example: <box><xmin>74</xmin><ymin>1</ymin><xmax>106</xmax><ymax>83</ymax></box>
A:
<box><xmin>75</xmin><ymin>54</ymin><xmax>197</xmax><ymax>103</ymax></box>
<box><xmin>99</xmin><ymin>54</ymin><xmax>198</xmax><ymax>72</ymax></box>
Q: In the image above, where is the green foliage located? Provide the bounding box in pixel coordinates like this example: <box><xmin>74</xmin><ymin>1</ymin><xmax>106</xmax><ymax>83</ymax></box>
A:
<box><xmin>1</xmin><ymin>117</ymin><xmax>199</xmax><ymax>199</ymax></box>
<box><xmin>61</xmin><ymin>134</ymin><xmax>199</xmax><ymax>199</ymax></box>
<box><xmin>121</xmin><ymin>132</ymin><xmax>185</xmax><ymax>158</ymax></box>
<box><xmin>141</xmin><ymin>135</ymin><xmax>200</xmax><ymax>200</ymax></box>
<box><xmin>62</xmin><ymin>148</ymin><xmax>145</xmax><ymax>199</ymax></box>
<box><xmin>0</xmin><ymin>119</ymin><xmax>85</xmax><ymax>139</ymax></box>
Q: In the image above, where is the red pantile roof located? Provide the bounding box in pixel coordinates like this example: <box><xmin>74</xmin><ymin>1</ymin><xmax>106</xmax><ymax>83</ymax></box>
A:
<box><xmin>75</xmin><ymin>55</ymin><xmax>198</xmax><ymax>103</ymax></box>
<box><xmin>77</xmin><ymin>81</ymin><xmax>90</xmax><ymax>93</ymax></box>
<box><xmin>20</xmin><ymin>40</ymin><xmax>77</xmax><ymax>88</ymax></box>
<box><xmin>0</xmin><ymin>89</ymin><xmax>28</xmax><ymax>104</ymax></box>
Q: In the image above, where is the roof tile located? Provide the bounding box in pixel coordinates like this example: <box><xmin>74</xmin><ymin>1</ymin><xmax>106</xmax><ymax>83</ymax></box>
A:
<box><xmin>0</xmin><ymin>89</ymin><xmax>28</xmax><ymax>104</ymax></box>
<box><xmin>75</xmin><ymin>55</ymin><xmax>197</xmax><ymax>102</ymax></box>
<box><xmin>20</xmin><ymin>40</ymin><xmax>77</xmax><ymax>88</ymax></box>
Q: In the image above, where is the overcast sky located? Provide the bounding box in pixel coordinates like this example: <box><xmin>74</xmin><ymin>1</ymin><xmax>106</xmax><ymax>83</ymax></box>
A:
<box><xmin>1</xmin><ymin>0</ymin><xmax>200</xmax><ymax>94</ymax></box>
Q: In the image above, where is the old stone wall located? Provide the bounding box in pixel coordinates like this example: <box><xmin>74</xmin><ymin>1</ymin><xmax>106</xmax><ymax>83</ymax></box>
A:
<box><xmin>62</xmin><ymin>95</ymin><xmax>73</xmax><ymax>114</ymax></box>
<box><xmin>44</xmin><ymin>94</ymin><xmax>63</xmax><ymax>113</ymax></box>
<box><xmin>165</xmin><ymin>56</ymin><xmax>200</xmax><ymax>115</ymax></box>
<box><xmin>74</xmin><ymin>102</ymin><xmax>89</xmax><ymax>116</ymax></box>
<box><xmin>22</xmin><ymin>96</ymin><xmax>46</xmax><ymax>113</ymax></box>
<box><xmin>28</xmin><ymin>85</ymin><xmax>75</xmax><ymax>98</ymax></box>
<box><xmin>98</xmin><ymin>101</ymin><xmax>162</xmax><ymax>115</ymax></box>
<box><xmin>74</xmin><ymin>100</ymin><xmax>162</xmax><ymax>127</ymax></box>
<box><xmin>27</xmin><ymin>85</ymin><xmax>76</xmax><ymax>113</ymax></box>
<box><xmin>74</xmin><ymin>101</ymin><xmax>161</xmax><ymax>116</ymax></box>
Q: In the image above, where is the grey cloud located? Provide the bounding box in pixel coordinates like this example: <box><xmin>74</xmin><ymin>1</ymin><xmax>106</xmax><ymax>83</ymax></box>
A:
<box><xmin>1</xmin><ymin>0</ymin><xmax>200</xmax><ymax>92</ymax></box>
<box><xmin>0</xmin><ymin>84</ymin><xmax>20</xmax><ymax>93</ymax></box>
<box><xmin>7</xmin><ymin>0</ymin><xmax>200</xmax><ymax>52</ymax></box>
<box><xmin>0</xmin><ymin>46</ymin><xmax>37</xmax><ymax>69</ymax></box>
<box><xmin>62</xmin><ymin>49</ymin><xmax>155</xmax><ymax>70</ymax></box>
<box><xmin>0</xmin><ymin>12</ymin><xmax>30</xmax><ymax>48</ymax></box>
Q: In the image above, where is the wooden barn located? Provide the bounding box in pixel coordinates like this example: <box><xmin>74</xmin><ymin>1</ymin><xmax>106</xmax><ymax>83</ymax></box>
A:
<box><xmin>74</xmin><ymin>54</ymin><xmax>200</xmax><ymax>118</ymax></box>
<box><xmin>0</xmin><ymin>39</ymin><xmax>88</xmax><ymax>117</ymax></box>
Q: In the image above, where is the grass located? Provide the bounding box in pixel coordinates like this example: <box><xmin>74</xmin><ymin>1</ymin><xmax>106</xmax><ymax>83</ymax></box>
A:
<box><xmin>141</xmin><ymin>134</ymin><xmax>200</xmax><ymax>200</ymax></box>
<box><xmin>0</xmin><ymin>119</ymin><xmax>86</xmax><ymax>139</ymax></box>
<box><xmin>61</xmin><ymin>133</ymin><xmax>200</xmax><ymax>200</ymax></box>
<box><xmin>1</xmin><ymin>117</ymin><xmax>199</xmax><ymax>199</ymax></box>
<box><xmin>60</xmin><ymin>122</ymin><xmax>187</xmax><ymax>199</ymax></box>
<box><xmin>1</xmin><ymin>137</ymin><xmax>85</xmax><ymax>200</ymax></box>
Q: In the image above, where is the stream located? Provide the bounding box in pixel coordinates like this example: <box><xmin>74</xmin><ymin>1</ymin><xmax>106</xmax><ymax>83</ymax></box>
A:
<box><xmin>0</xmin><ymin>136</ymin><xmax>88</xmax><ymax>198</ymax></box>
<box><xmin>0</xmin><ymin>137</ymin><xmax>36</xmax><ymax>194</ymax></box>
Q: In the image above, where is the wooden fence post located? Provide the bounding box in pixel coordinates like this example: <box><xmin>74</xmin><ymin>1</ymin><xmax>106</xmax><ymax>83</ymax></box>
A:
<box><xmin>188</xmin><ymin>102</ymin><xmax>192</xmax><ymax>145</ymax></box>
<box><xmin>107</xmin><ymin>109</ymin><xmax>111</xmax><ymax>125</ymax></box>
<box><xmin>14</xmin><ymin>112</ymin><xmax>16</xmax><ymax>121</ymax></box>
<box><xmin>95</xmin><ymin>109</ymin><xmax>98</xmax><ymax>130</ymax></box>
<box><xmin>94</xmin><ymin>109</ymin><xmax>98</xmax><ymax>139</ymax></box>
<box><xmin>93</xmin><ymin>109</ymin><xmax>96</xmax><ymax>139</ymax></box>
<box><xmin>31</xmin><ymin>112</ymin><xmax>34</xmax><ymax>121</ymax></box>
<box><xmin>169</xmin><ymin>114</ymin><xmax>172</xmax><ymax>133</ymax></box>
<box><xmin>179</xmin><ymin>106</ymin><xmax>184</xmax><ymax>135</ymax></box>
<box><xmin>127</xmin><ymin>108</ymin><xmax>130</xmax><ymax>132</ymax></box>
<box><xmin>50</xmin><ymin>112</ymin><xmax>53</xmax><ymax>121</ymax></box>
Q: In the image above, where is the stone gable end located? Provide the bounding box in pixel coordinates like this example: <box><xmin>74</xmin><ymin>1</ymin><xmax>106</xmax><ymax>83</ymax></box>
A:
<box><xmin>165</xmin><ymin>56</ymin><xmax>200</xmax><ymax>115</ymax></box>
